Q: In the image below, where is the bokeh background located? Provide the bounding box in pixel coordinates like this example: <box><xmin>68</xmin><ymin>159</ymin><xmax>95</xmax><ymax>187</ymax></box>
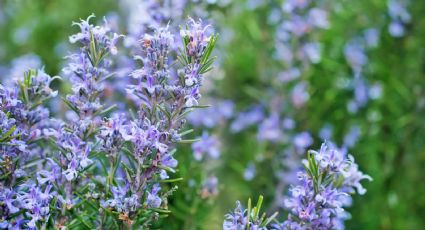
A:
<box><xmin>1</xmin><ymin>0</ymin><xmax>424</xmax><ymax>229</ymax></box>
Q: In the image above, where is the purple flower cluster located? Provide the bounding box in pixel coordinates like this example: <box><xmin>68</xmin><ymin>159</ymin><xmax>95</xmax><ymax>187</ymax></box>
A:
<box><xmin>96</xmin><ymin>18</ymin><xmax>218</xmax><ymax>225</ymax></box>
<box><xmin>117</xmin><ymin>4</ymin><xmax>229</xmax><ymax>204</ymax></box>
<box><xmin>0</xmin><ymin>69</ymin><xmax>58</xmax><ymax>228</ymax></box>
<box><xmin>223</xmin><ymin>201</ymin><xmax>253</xmax><ymax>230</ymax></box>
<box><xmin>278</xmin><ymin>143</ymin><xmax>371</xmax><ymax>229</ymax></box>
<box><xmin>64</xmin><ymin>14</ymin><xmax>121</xmax><ymax>118</ymax></box>
<box><xmin>1</xmin><ymin>14</ymin><xmax>218</xmax><ymax>228</ymax></box>
<box><xmin>223</xmin><ymin>196</ymin><xmax>277</xmax><ymax>230</ymax></box>
<box><xmin>0</xmin><ymin>185</ymin><xmax>56</xmax><ymax>229</ymax></box>
<box><xmin>0</xmin><ymin>69</ymin><xmax>57</xmax><ymax>163</ymax></box>
<box><xmin>120</xmin><ymin>0</ymin><xmax>189</xmax><ymax>48</ymax></box>
<box><xmin>48</xmin><ymin>15</ymin><xmax>122</xmax><ymax>185</ymax></box>
<box><xmin>114</xmin><ymin>0</ymin><xmax>204</xmax><ymax>97</ymax></box>
<box><xmin>223</xmin><ymin>143</ymin><xmax>371</xmax><ymax>230</ymax></box>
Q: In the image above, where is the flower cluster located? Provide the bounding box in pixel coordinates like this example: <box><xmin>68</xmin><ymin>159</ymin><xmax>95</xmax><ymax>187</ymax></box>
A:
<box><xmin>121</xmin><ymin>0</ymin><xmax>188</xmax><ymax>48</ymax></box>
<box><xmin>223</xmin><ymin>196</ymin><xmax>278</xmax><ymax>230</ymax></box>
<box><xmin>279</xmin><ymin>143</ymin><xmax>371</xmax><ymax>229</ymax></box>
<box><xmin>0</xmin><ymin>69</ymin><xmax>57</xmax><ymax>171</ymax></box>
<box><xmin>1</xmin><ymin>14</ymin><xmax>218</xmax><ymax>228</ymax></box>
<box><xmin>0</xmin><ymin>69</ymin><xmax>58</xmax><ymax>229</ymax></box>
<box><xmin>64</xmin><ymin>14</ymin><xmax>121</xmax><ymax>118</ymax></box>
<box><xmin>223</xmin><ymin>143</ymin><xmax>371</xmax><ymax>230</ymax></box>
<box><xmin>118</xmin><ymin>3</ymin><xmax>230</xmax><ymax>207</ymax></box>
<box><xmin>54</xmin><ymin>14</ymin><xmax>122</xmax><ymax>183</ymax></box>
<box><xmin>96</xmin><ymin>18</ymin><xmax>218</xmax><ymax>226</ymax></box>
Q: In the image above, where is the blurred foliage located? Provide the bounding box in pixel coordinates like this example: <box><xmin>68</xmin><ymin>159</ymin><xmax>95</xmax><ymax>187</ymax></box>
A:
<box><xmin>0</xmin><ymin>0</ymin><xmax>424</xmax><ymax>229</ymax></box>
<box><xmin>0</xmin><ymin>0</ymin><xmax>117</xmax><ymax>74</ymax></box>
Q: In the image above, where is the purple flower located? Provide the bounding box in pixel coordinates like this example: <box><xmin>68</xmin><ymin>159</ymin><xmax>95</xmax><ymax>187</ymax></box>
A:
<box><xmin>37</xmin><ymin>160</ymin><xmax>61</xmax><ymax>184</ymax></box>
<box><xmin>243</xmin><ymin>163</ymin><xmax>256</xmax><ymax>181</ymax></box>
<box><xmin>319</xmin><ymin>124</ymin><xmax>333</xmax><ymax>141</ymax></box>
<box><xmin>293</xmin><ymin>132</ymin><xmax>313</xmax><ymax>150</ymax></box>
<box><xmin>102</xmin><ymin>185</ymin><xmax>140</xmax><ymax>213</ymax></box>
<box><xmin>192</xmin><ymin>131</ymin><xmax>221</xmax><ymax>161</ymax></box>
<box><xmin>187</xmin><ymin>99</ymin><xmax>234</xmax><ymax>128</ymax></box>
<box><xmin>185</xmin><ymin>86</ymin><xmax>201</xmax><ymax>107</ymax></box>
<box><xmin>388</xmin><ymin>0</ymin><xmax>411</xmax><ymax>23</ymax></box>
<box><xmin>0</xmin><ymin>189</ymin><xmax>19</xmax><ymax>214</ymax></box>
<box><xmin>389</xmin><ymin>21</ymin><xmax>405</xmax><ymax>37</ymax></box>
<box><xmin>161</xmin><ymin>154</ymin><xmax>178</xmax><ymax>169</ymax></box>
<box><xmin>7</xmin><ymin>54</ymin><xmax>42</xmax><ymax>85</ymax></box>
<box><xmin>344</xmin><ymin>41</ymin><xmax>367</xmax><ymax>74</ymax></box>
<box><xmin>231</xmin><ymin>106</ymin><xmax>264</xmax><ymax>133</ymax></box>
<box><xmin>200</xmin><ymin>176</ymin><xmax>219</xmax><ymax>198</ymax></box>
<box><xmin>223</xmin><ymin>197</ymin><xmax>273</xmax><ymax>230</ymax></box>
<box><xmin>63</xmin><ymin>158</ymin><xmax>78</xmax><ymax>181</ymax></box>
<box><xmin>181</xmin><ymin>18</ymin><xmax>214</xmax><ymax>63</ymax></box>
<box><xmin>283</xmin><ymin>0</ymin><xmax>311</xmax><ymax>13</ymax></box>
<box><xmin>291</xmin><ymin>81</ymin><xmax>309</xmax><ymax>108</ymax></box>
<box><xmin>277</xmin><ymin>68</ymin><xmax>300</xmax><ymax>83</ymax></box>
<box><xmin>343</xmin><ymin>125</ymin><xmax>361</xmax><ymax>148</ymax></box>
<box><xmin>117</xmin><ymin>18</ymin><xmax>218</xmax><ymax>222</ymax></box>
<box><xmin>257</xmin><ymin>113</ymin><xmax>283</xmax><ymax>142</ymax></box>
<box><xmin>341</xmin><ymin>155</ymin><xmax>373</xmax><ymax>195</ymax></box>
<box><xmin>146</xmin><ymin>184</ymin><xmax>161</xmax><ymax>208</ymax></box>
<box><xmin>308</xmin><ymin>8</ymin><xmax>329</xmax><ymax>29</ymax></box>
<box><xmin>97</xmin><ymin>113</ymin><xmax>127</xmax><ymax>156</ymax></box>
<box><xmin>223</xmin><ymin>201</ymin><xmax>247</xmax><ymax>230</ymax></box>
<box><xmin>364</xmin><ymin>28</ymin><xmax>380</xmax><ymax>48</ymax></box>
<box><xmin>64</xmin><ymin>15</ymin><xmax>122</xmax><ymax>118</ymax></box>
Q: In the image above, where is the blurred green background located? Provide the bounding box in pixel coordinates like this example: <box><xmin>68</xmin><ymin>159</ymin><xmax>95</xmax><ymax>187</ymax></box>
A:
<box><xmin>1</xmin><ymin>0</ymin><xmax>424</xmax><ymax>229</ymax></box>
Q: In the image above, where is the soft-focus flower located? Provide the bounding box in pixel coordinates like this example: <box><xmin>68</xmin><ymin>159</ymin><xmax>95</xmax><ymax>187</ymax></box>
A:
<box><xmin>192</xmin><ymin>132</ymin><xmax>221</xmax><ymax>160</ymax></box>
<box><xmin>257</xmin><ymin>113</ymin><xmax>283</xmax><ymax>142</ymax></box>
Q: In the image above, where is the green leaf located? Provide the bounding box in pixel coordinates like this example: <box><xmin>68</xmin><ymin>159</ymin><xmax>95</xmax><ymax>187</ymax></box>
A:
<box><xmin>201</xmin><ymin>34</ymin><xmax>218</xmax><ymax>65</ymax></box>
<box><xmin>122</xmin><ymin>147</ymin><xmax>137</xmax><ymax>167</ymax></box>
<box><xmin>178</xmin><ymin>129</ymin><xmax>194</xmax><ymax>137</ymax></box>
<box><xmin>94</xmin><ymin>104</ymin><xmax>117</xmax><ymax>116</ymax></box>
<box><xmin>150</xmin><ymin>208</ymin><xmax>171</xmax><ymax>214</ymax></box>
<box><xmin>177</xmin><ymin>138</ymin><xmax>201</xmax><ymax>144</ymax></box>
<box><xmin>247</xmin><ymin>197</ymin><xmax>252</xmax><ymax>230</ymax></box>
<box><xmin>159</xmin><ymin>177</ymin><xmax>183</xmax><ymax>183</ymax></box>
<box><xmin>62</xmin><ymin>97</ymin><xmax>79</xmax><ymax>115</ymax></box>
<box><xmin>189</xmin><ymin>104</ymin><xmax>211</xmax><ymax>109</ymax></box>
<box><xmin>0</xmin><ymin>125</ymin><xmax>16</xmax><ymax>142</ymax></box>
<box><xmin>199</xmin><ymin>56</ymin><xmax>217</xmax><ymax>74</ymax></box>
<box><xmin>261</xmin><ymin>212</ymin><xmax>279</xmax><ymax>227</ymax></box>
<box><xmin>253</xmin><ymin>195</ymin><xmax>263</xmax><ymax>219</ymax></box>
